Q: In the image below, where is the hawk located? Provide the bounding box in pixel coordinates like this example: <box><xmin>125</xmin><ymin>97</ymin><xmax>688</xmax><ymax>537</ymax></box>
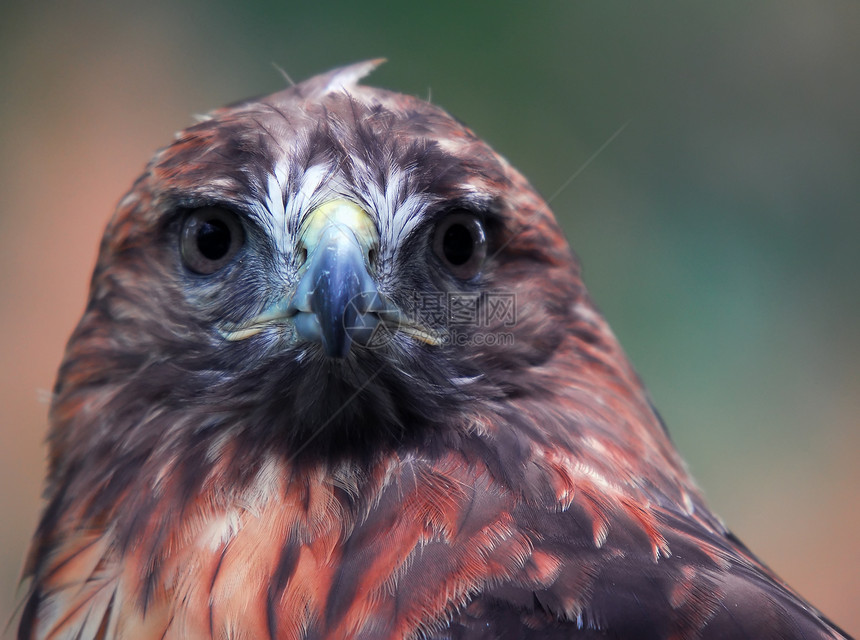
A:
<box><xmin>19</xmin><ymin>61</ymin><xmax>851</xmax><ymax>639</ymax></box>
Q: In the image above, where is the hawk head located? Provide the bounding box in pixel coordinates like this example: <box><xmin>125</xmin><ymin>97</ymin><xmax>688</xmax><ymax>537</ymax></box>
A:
<box><xmin>50</xmin><ymin>60</ymin><xmax>589</xmax><ymax>463</ymax></box>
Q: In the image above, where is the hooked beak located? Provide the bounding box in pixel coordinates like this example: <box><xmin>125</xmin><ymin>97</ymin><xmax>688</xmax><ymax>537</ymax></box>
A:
<box><xmin>290</xmin><ymin>199</ymin><xmax>382</xmax><ymax>358</ymax></box>
<box><xmin>219</xmin><ymin>199</ymin><xmax>442</xmax><ymax>358</ymax></box>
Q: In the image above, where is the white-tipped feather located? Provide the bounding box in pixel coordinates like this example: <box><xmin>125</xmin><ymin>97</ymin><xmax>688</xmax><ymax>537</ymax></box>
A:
<box><xmin>319</xmin><ymin>58</ymin><xmax>385</xmax><ymax>95</ymax></box>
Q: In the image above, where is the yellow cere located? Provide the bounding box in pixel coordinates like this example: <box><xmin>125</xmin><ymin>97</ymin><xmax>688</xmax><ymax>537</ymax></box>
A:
<box><xmin>298</xmin><ymin>199</ymin><xmax>379</xmax><ymax>260</ymax></box>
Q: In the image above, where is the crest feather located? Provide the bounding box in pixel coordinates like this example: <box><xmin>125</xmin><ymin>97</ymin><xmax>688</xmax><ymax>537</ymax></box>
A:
<box><xmin>298</xmin><ymin>59</ymin><xmax>386</xmax><ymax>98</ymax></box>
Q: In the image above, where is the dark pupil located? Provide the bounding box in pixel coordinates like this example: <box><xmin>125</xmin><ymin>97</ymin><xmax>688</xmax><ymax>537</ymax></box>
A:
<box><xmin>196</xmin><ymin>219</ymin><xmax>232</xmax><ymax>260</ymax></box>
<box><xmin>443</xmin><ymin>224</ymin><xmax>474</xmax><ymax>266</ymax></box>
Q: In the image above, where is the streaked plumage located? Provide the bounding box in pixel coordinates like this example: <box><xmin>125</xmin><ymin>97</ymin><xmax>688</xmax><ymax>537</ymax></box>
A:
<box><xmin>19</xmin><ymin>61</ymin><xmax>851</xmax><ymax>639</ymax></box>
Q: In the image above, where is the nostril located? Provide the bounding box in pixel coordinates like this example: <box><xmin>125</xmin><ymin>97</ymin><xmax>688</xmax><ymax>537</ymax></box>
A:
<box><xmin>367</xmin><ymin>247</ymin><xmax>377</xmax><ymax>266</ymax></box>
<box><xmin>296</xmin><ymin>245</ymin><xmax>308</xmax><ymax>267</ymax></box>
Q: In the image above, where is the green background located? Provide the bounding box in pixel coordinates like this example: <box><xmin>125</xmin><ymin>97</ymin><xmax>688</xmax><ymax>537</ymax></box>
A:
<box><xmin>2</xmin><ymin>1</ymin><xmax>858</xmax><ymax>633</ymax></box>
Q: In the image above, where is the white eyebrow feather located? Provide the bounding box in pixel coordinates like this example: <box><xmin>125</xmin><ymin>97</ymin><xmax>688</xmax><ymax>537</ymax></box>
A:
<box><xmin>354</xmin><ymin>166</ymin><xmax>431</xmax><ymax>260</ymax></box>
<box><xmin>256</xmin><ymin>152</ymin><xmax>434</xmax><ymax>272</ymax></box>
<box><xmin>286</xmin><ymin>163</ymin><xmax>333</xmax><ymax>231</ymax></box>
<box><xmin>258</xmin><ymin>160</ymin><xmax>289</xmax><ymax>251</ymax></box>
<box><xmin>255</xmin><ymin>160</ymin><xmax>335</xmax><ymax>254</ymax></box>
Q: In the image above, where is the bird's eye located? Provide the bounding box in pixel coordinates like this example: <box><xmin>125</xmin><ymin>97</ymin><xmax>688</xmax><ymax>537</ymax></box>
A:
<box><xmin>432</xmin><ymin>210</ymin><xmax>487</xmax><ymax>279</ymax></box>
<box><xmin>180</xmin><ymin>207</ymin><xmax>245</xmax><ymax>274</ymax></box>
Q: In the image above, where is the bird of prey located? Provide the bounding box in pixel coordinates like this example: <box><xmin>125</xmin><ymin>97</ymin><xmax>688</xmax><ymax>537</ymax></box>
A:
<box><xmin>19</xmin><ymin>60</ymin><xmax>851</xmax><ymax>639</ymax></box>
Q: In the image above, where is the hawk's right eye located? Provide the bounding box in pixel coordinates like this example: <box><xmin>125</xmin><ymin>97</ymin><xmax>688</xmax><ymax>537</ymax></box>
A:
<box><xmin>180</xmin><ymin>207</ymin><xmax>245</xmax><ymax>274</ymax></box>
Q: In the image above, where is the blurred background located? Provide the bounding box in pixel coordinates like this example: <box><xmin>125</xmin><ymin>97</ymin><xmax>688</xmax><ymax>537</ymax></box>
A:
<box><xmin>1</xmin><ymin>0</ymin><xmax>858</xmax><ymax>634</ymax></box>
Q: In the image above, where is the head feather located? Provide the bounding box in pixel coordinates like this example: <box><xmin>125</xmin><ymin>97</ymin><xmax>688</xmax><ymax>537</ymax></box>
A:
<box><xmin>297</xmin><ymin>58</ymin><xmax>386</xmax><ymax>98</ymax></box>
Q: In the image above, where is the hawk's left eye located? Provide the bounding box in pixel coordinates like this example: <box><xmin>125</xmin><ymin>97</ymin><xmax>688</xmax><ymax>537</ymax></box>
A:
<box><xmin>432</xmin><ymin>211</ymin><xmax>487</xmax><ymax>280</ymax></box>
<box><xmin>180</xmin><ymin>207</ymin><xmax>245</xmax><ymax>274</ymax></box>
